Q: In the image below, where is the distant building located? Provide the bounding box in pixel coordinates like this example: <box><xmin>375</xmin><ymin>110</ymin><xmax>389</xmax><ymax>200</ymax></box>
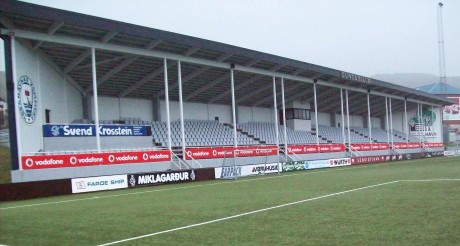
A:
<box><xmin>416</xmin><ymin>82</ymin><xmax>460</xmax><ymax>144</ymax></box>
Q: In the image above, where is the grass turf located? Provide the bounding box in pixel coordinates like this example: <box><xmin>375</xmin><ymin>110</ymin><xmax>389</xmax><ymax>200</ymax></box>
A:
<box><xmin>0</xmin><ymin>156</ymin><xmax>459</xmax><ymax>245</ymax></box>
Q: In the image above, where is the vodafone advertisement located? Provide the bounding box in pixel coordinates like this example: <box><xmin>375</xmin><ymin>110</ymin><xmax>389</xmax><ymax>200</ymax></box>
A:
<box><xmin>350</xmin><ymin>143</ymin><xmax>390</xmax><ymax>151</ymax></box>
<box><xmin>184</xmin><ymin>145</ymin><xmax>277</xmax><ymax>160</ymax></box>
<box><xmin>21</xmin><ymin>150</ymin><xmax>171</xmax><ymax>170</ymax></box>
<box><xmin>423</xmin><ymin>142</ymin><xmax>444</xmax><ymax>148</ymax></box>
<box><xmin>393</xmin><ymin>142</ymin><xmax>422</xmax><ymax>149</ymax></box>
<box><xmin>287</xmin><ymin>144</ymin><xmax>346</xmax><ymax>155</ymax></box>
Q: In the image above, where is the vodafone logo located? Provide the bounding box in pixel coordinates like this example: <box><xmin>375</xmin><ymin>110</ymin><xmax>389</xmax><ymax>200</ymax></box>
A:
<box><xmin>212</xmin><ymin>150</ymin><xmax>217</xmax><ymax>156</ymax></box>
<box><xmin>186</xmin><ymin>151</ymin><xmax>192</xmax><ymax>157</ymax></box>
<box><xmin>108</xmin><ymin>155</ymin><xmax>115</xmax><ymax>163</ymax></box>
<box><xmin>143</xmin><ymin>153</ymin><xmax>148</xmax><ymax>160</ymax></box>
<box><xmin>70</xmin><ymin>156</ymin><xmax>77</xmax><ymax>165</ymax></box>
<box><xmin>25</xmin><ymin>158</ymin><xmax>34</xmax><ymax>167</ymax></box>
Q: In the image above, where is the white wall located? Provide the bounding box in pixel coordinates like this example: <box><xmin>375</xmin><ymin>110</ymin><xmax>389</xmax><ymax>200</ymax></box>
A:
<box><xmin>311</xmin><ymin>112</ymin><xmax>330</xmax><ymax>127</ymax></box>
<box><xmin>15</xmin><ymin>40</ymin><xmax>83</xmax><ymax>154</ymax></box>
<box><xmin>91</xmin><ymin>97</ymin><xmax>153</xmax><ymax>122</ymax></box>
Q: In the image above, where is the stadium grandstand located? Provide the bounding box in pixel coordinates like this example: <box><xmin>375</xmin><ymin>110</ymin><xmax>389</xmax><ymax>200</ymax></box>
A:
<box><xmin>0</xmin><ymin>0</ymin><xmax>451</xmax><ymax>183</ymax></box>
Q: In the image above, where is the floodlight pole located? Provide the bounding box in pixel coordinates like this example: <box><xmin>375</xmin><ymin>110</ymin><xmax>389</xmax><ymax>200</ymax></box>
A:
<box><xmin>367</xmin><ymin>91</ymin><xmax>372</xmax><ymax>143</ymax></box>
<box><xmin>178</xmin><ymin>61</ymin><xmax>186</xmax><ymax>159</ymax></box>
<box><xmin>91</xmin><ymin>47</ymin><xmax>101</xmax><ymax>153</ymax></box>
<box><xmin>313</xmin><ymin>81</ymin><xmax>319</xmax><ymax>145</ymax></box>
<box><xmin>340</xmin><ymin>88</ymin><xmax>346</xmax><ymax>146</ymax></box>
<box><xmin>164</xmin><ymin>58</ymin><xmax>172</xmax><ymax>151</ymax></box>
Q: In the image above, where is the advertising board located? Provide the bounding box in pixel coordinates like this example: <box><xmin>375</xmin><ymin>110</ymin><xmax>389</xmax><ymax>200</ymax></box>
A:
<box><xmin>282</xmin><ymin>161</ymin><xmax>306</xmax><ymax>172</ymax></box>
<box><xmin>21</xmin><ymin>149</ymin><xmax>171</xmax><ymax>170</ymax></box>
<box><xmin>185</xmin><ymin>145</ymin><xmax>277</xmax><ymax>160</ymax></box>
<box><xmin>128</xmin><ymin>170</ymin><xmax>196</xmax><ymax>187</ymax></box>
<box><xmin>305</xmin><ymin>158</ymin><xmax>351</xmax><ymax>170</ymax></box>
<box><xmin>71</xmin><ymin>174</ymin><xmax>127</xmax><ymax>193</ymax></box>
<box><xmin>287</xmin><ymin>144</ymin><xmax>345</xmax><ymax>155</ymax></box>
<box><xmin>43</xmin><ymin>124</ymin><xmax>152</xmax><ymax>137</ymax></box>
<box><xmin>214</xmin><ymin>163</ymin><xmax>280</xmax><ymax>179</ymax></box>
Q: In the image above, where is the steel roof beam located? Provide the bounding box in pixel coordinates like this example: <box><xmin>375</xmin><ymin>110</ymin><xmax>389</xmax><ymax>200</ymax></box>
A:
<box><xmin>3</xmin><ymin>28</ymin><xmax>447</xmax><ymax>107</ymax></box>
<box><xmin>156</xmin><ymin>53</ymin><xmax>232</xmax><ymax>98</ymax></box>
<box><xmin>33</xmin><ymin>21</ymin><xmax>64</xmax><ymax>49</ymax></box>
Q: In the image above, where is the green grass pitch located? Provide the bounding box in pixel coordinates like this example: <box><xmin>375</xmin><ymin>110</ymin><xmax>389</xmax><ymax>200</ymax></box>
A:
<box><xmin>1</xmin><ymin>156</ymin><xmax>459</xmax><ymax>245</ymax></box>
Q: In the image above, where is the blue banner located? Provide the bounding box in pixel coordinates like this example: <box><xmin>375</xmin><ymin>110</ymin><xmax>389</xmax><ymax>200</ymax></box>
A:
<box><xmin>43</xmin><ymin>124</ymin><xmax>152</xmax><ymax>137</ymax></box>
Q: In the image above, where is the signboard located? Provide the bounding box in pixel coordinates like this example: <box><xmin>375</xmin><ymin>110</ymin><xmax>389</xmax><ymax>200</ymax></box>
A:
<box><xmin>351</xmin><ymin>143</ymin><xmax>390</xmax><ymax>151</ymax></box>
<box><xmin>71</xmin><ymin>175</ymin><xmax>127</xmax><ymax>193</ymax></box>
<box><xmin>423</xmin><ymin>142</ymin><xmax>444</xmax><ymax>148</ymax></box>
<box><xmin>287</xmin><ymin>144</ymin><xmax>345</xmax><ymax>155</ymax></box>
<box><xmin>43</xmin><ymin>124</ymin><xmax>152</xmax><ymax>137</ymax></box>
<box><xmin>393</xmin><ymin>142</ymin><xmax>422</xmax><ymax>149</ymax></box>
<box><xmin>282</xmin><ymin>161</ymin><xmax>306</xmax><ymax>172</ymax></box>
<box><xmin>214</xmin><ymin>163</ymin><xmax>280</xmax><ymax>179</ymax></box>
<box><xmin>128</xmin><ymin>170</ymin><xmax>196</xmax><ymax>187</ymax></box>
<box><xmin>408</xmin><ymin>107</ymin><xmax>437</xmax><ymax>138</ymax></box>
<box><xmin>185</xmin><ymin>145</ymin><xmax>277</xmax><ymax>160</ymax></box>
<box><xmin>21</xmin><ymin>149</ymin><xmax>171</xmax><ymax>170</ymax></box>
<box><xmin>305</xmin><ymin>159</ymin><xmax>330</xmax><ymax>169</ymax></box>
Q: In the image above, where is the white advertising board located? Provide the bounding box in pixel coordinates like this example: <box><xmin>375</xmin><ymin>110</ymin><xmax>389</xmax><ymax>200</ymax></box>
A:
<box><xmin>215</xmin><ymin>163</ymin><xmax>280</xmax><ymax>179</ymax></box>
<box><xmin>71</xmin><ymin>174</ymin><xmax>128</xmax><ymax>193</ymax></box>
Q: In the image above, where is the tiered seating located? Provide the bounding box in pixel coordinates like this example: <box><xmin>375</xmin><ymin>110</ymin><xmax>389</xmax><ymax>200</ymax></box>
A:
<box><xmin>392</xmin><ymin>129</ymin><xmax>420</xmax><ymax>142</ymax></box>
<box><xmin>237</xmin><ymin>122</ymin><xmax>320</xmax><ymax>145</ymax></box>
<box><xmin>152</xmin><ymin>120</ymin><xmax>258</xmax><ymax>147</ymax></box>
<box><xmin>317</xmin><ymin>126</ymin><xmax>345</xmax><ymax>143</ymax></box>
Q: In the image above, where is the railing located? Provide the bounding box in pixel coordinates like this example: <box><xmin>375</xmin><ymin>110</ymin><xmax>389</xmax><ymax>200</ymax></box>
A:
<box><xmin>391</xmin><ymin>145</ymin><xmax>404</xmax><ymax>155</ymax></box>
<box><xmin>186</xmin><ymin>155</ymin><xmax>203</xmax><ymax>169</ymax></box>
<box><xmin>171</xmin><ymin>152</ymin><xmax>191</xmax><ymax>170</ymax></box>
<box><xmin>348</xmin><ymin>145</ymin><xmax>363</xmax><ymax>157</ymax></box>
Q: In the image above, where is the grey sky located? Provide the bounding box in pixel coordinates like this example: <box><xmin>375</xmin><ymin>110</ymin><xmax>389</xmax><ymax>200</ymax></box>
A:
<box><xmin>2</xmin><ymin>0</ymin><xmax>460</xmax><ymax>78</ymax></box>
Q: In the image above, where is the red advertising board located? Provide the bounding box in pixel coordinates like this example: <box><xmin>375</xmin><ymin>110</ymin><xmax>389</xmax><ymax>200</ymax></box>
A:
<box><xmin>287</xmin><ymin>144</ymin><xmax>345</xmax><ymax>154</ymax></box>
<box><xmin>21</xmin><ymin>149</ymin><xmax>171</xmax><ymax>170</ymax></box>
<box><xmin>423</xmin><ymin>142</ymin><xmax>443</xmax><ymax>148</ymax></box>
<box><xmin>350</xmin><ymin>143</ymin><xmax>390</xmax><ymax>151</ymax></box>
<box><xmin>184</xmin><ymin>145</ymin><xmax>278</xmax><ymax>160</ymax></box>
<box><xmin>393</xmin><ymin>142</ymin><xmax>422</xmax><ymax>149</ymax></box>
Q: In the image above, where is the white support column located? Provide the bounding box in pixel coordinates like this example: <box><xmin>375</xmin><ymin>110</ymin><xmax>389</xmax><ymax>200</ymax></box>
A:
<box><xmin>404</xmin><ymin>99</ymin><xmax>408</xmax><ymax>143</ymax></box>
<box><xmin>340</xmin><ymin>88</ymin><xmax>346</xmax><ymax>146</ymax></box>
<box><xmin>273</xmin><ymin>77</ymin><xmax>280</xmax><ymax>167</ymax></box>
<box><xmin>230</xmin><ymin>68</ymin><xmax>238</xmax><ymax>148</ymax></box>
<box><xmin>281</xmin><ymin>78</ymin><xmax>288</xmax><ymax>150</ymax></box>
<box><xmin>418</xmin><ymin>103</ymin><xmax>422</xmax><ymax>144</ymax></box>
<box><xmin>367</xmin><ymin>92</ymin><xmax>372</xmax><ymax>143</ymax></box>
<box><xmin>91</xmin><ymin>47</ymin><xmax>101</xmax><ymax>152</ymax></box>
<box><xmin>389</xmin><ymin>97</ymin><xmax>394</xmax><ymax>147</ymax></box>
<box><xmin>178</xmin><ymin>61</ymin><xmax>186</xmax><ymax>155</ymax></box>
<box><xmin>11</xmin><ymin>35</ymin><xmax>22</xmax><ymax>169</ymax></box>
<box><xmin>273</xmin><ymin>77</ymin><xmax>280</xmax><ymax>148</ymax></box>
<box><xmin>313</xmin><ymin>82</ymin><xmax>319</xmax><ymax>145</ymax></box>
<box><xmin>164</xmin><ymin>58</ymin><xmax>172</xmax><ymax>150</ymax></box>
<box><xmin>346</xmin><ymin>89</ymin><xmax>351</xmax><ymax>146</ymax></box>
<box><xmin>431</xmin><ymin>104</ymin><xmax>434</xmax><ymax>143</ymax></box>
<box><xmin>385</xmin><ymin>97</ymin><xmax>389</xmax><ymax>144</ymax></box>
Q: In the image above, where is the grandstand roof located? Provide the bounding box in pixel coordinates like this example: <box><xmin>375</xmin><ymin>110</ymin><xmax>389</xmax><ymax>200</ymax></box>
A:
<box><xmin>0</xmin><ymin>0</ymin><xmax>453</xmax><ymax>118</ymax></box>
<box><xmin>415</xmin><ymin>82</ymin><xmax>460</xmax><ymax>95</ymax></box>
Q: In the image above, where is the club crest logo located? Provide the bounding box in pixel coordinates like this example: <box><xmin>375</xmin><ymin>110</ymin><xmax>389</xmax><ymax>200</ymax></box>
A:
<box><xmin>17</xmin><ymin>75</ymin><xmax>38</xmax><ymax>124</ymax></box>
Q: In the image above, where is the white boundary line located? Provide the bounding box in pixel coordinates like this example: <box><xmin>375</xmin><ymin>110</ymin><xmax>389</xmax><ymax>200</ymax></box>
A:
<box><xmin>98</xmin><ymin>179</ymin><xmax>460</xmax><ymax>246</ymax></box>
<box><xmin>0</xmin><ymin>162</ymin><xmax>396</xmax><ymax>210</ymax></box>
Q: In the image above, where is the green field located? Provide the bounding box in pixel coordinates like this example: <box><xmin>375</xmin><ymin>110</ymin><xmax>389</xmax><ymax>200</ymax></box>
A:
<box><xmin>1</xmin><ymin>157</ymin><xmax>459</xmax><ymax>245</ymax></box>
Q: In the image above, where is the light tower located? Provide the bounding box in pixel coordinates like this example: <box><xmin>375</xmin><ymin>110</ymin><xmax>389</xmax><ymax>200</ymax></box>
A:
<box><xmin>437</xmin><ymin>2</ymin><xmax>447</xmax><ymax>84</ymax></box>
